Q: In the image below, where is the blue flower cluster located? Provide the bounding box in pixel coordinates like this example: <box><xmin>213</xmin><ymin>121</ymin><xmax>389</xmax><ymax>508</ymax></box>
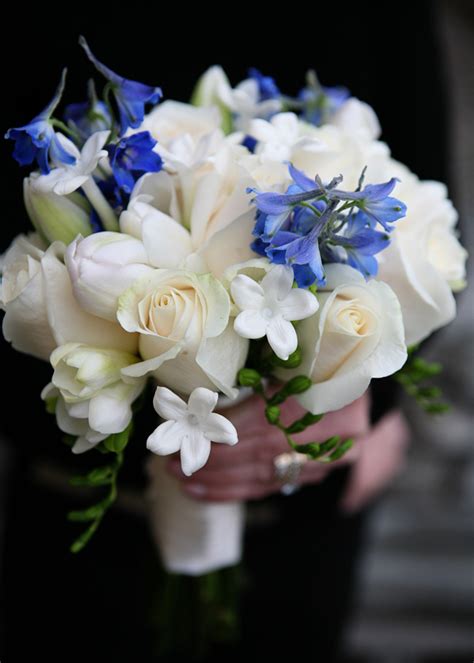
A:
<box><xmin>5</xmin><ymin>36</ymin><xmax>164</xmax><ymax>219</ymax></box>
<box><xmin>251</xmin><ymin>165</ymin><xmax>407</xmax><ymax>287</ymax></box>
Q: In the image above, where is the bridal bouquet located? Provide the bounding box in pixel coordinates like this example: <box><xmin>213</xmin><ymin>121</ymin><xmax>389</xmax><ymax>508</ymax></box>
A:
<box><xmin>1</xmin><ymin>40</ymin><xmax>467</xmax><ymax>586</ymax></box>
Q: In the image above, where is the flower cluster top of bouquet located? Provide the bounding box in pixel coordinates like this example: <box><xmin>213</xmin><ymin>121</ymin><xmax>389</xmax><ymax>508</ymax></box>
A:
<box><xmin>1</xmin><ymin>39</ymin><xmax>467</xmax><ymax>549</ymax></box>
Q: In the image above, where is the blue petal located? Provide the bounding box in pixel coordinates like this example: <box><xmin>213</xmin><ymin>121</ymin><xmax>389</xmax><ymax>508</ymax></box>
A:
<box><xmin>288</xmin><ymin>163</ymin><xmax>317</xmax><ymax>191</ymax></box>
<box><xmin>50</xmin><ymin>134</ymin><xmax>77</xmax><ymax>166</ymax></box>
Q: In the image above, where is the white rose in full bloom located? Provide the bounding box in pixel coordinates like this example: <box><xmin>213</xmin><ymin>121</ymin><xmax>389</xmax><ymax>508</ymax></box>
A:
<box><xmin>42</xmin><ymin>343</ymin><xmax>145</xmax><ymax>454</ymax></box>
<box><xmin>247</xmin><ymin>112</ymin><xmax>390</xmax><ymax>190</ymax></box>
<box><xmin>66</xmin><ymin>232</ymin><xmax>154</xmax><ymax>321</ymax></box>
<box><xmin>377</xmin><ymin>169</ymin><xmax>467</xmax><ymax>345</ymax></box>
<box><xmin>117</xmin><ymin>269</ymin><xmax>248</xmax><ymax>397</ymax></box>
<box><xmin>121</xmin><ymin>145</ymin><xmax>257</xmax><ymax>277</ymax></box>
<box><xmin>328</xmin><ymin>98</ymin><xmax>381</xmax><ymax>141</ymax></box>
<box><xmin>282</xmin><ymin>264</ymin><xmax>407</xmax><ymax>413</ymax></box>
<box><xmin>0</xmin><ymin>236</ymin><xmax>137</xmax><ymax>360</ymax></box>
<box><xmin>139</xmin><ymin>100</ymin><xmax>225</xmax><ymax>169</ymax></box>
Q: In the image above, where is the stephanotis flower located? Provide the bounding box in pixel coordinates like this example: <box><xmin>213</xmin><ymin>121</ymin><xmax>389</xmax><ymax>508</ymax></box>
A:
<box><xmin>147</xmin><ymin>387</ymin><xmax>238</xmax><ymax>476</ymax></box>
<box><xmin>5</xmin><ymin>69</ymin><xmax>76</xmax><ymax>174</ymax></box>
<box><xmin>79</xmin><ymin>36</ymin><xmax>162</xmax><ymax>135</ymax></box>
<box><xmin>31</xmin><ymin>130</ymin><xmax>110</xmax><ymax>195</ymax></box>
<box><xmin>231</xmin><ymin>265</ymin><xmax>319</xmax><ymax>360</ymax></box>
<box><xmin>107</xmin><ymin>131</ymin><xmax>163</xmax><ymax>194</ymax></box>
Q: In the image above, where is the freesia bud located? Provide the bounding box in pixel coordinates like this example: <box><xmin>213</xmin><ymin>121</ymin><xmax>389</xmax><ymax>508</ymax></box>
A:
<box><xmin>23</xmin><ymin>176</ymin><xmax>92</xmax><ymax>245</ymax></box>
<box><xmin>65</xmin><ymin>231</ymin><xmax>154</xmax><ymax>321</ymax></box>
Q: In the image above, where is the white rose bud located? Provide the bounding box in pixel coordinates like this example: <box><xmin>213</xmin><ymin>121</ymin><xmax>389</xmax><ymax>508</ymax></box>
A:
<box><xmin>24</xmin><ymin>176</ymin><xmax>92</xmax><ymax>245</ymax></box>
<box><xmin>66</xmin><ymin>231</ymin><xmax>154</xmax><ymax>321</ymax></box>
<box><xmin>1</xmin><ymin>237</ymin><xmax>137</xmax><ymax>361</ymax></box>
<box><xmin>282</xmin><ymin>264</ymin><xmax>407</xmax><ymax>413</ymax></box>
<box><xmin>118</xmin><ymin>269</ymin><xmax>248</xmax><ymax>397</ymax></box>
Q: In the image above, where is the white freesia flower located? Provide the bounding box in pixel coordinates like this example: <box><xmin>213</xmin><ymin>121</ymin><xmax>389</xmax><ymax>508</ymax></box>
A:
<box><xmin>231</xmin><ymin>265</ymin><xmax>319</xmax><ymax>360</ymax></box>
<box><xmin>42</xmin><ymin>343</ymin><xmax>145</xmax><ymax>454</ymax></box>
<box><xmin>30</xmin><ymin>131</ymin><xmax>110</xmax><ymax>195</ymax></box>
<box><xmin>377</xmin><ymin>171</ymin><xmax>467</xmax><ymax>344</ymax></box>
<box><xmin>1</xmin><ymin>237</ymin><xmax>136</xmax><ymax>360</ymax></box>
<box><xmin>147</xmin><ymin>386</ymin><xmax>238</xmax><ymax>476</ymax></box>
<box><xmin>118</xmin><ymin>269</ymin><xmax>248</xmax><ymax>397</ymax></box>
<box><xmin>329</xmin><ymin>98</ymin><xmax>381</xmax><ymax>141</ymax></box>
<box><xmin>281</xmin><ymin>264</ymin><xmax>407</xmax><ymax>413</ymax></box>
<box><xmin>66</xmin><ymin>232</ymin><xmax>154</xmax><ymax>321</ymax></box>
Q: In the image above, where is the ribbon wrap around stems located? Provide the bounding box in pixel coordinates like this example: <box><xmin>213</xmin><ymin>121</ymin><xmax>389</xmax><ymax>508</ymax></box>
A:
<box><xmin>146</xmin><ymin>387</ymin><xmax>253</xmax><ymax>576</ymax></box>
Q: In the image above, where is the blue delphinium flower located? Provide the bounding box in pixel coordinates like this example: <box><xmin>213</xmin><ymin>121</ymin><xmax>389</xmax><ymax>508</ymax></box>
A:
<box><xmin>79</xmin><ymin>36</ymin><xmax>162</xmax><ymax>136</ymax></box>
<box><xmin>5</xmin><ymin>69</ymin><xmax>76</xmax><ymax>174</ymax></box>
<box><xmin>64</xmin><ymin>80</ymin><xmax>112</xmax><ymax>143</ymax></box>
<box><xmin>334</xmin><ymin>178</ymin><xmax>407</xmax><ymax>231</ymax></box>
<box><xmin>248</xmin><ymin>68</ymin><xmax>281</xmax><ymax>101</ymax></box>
<box><xmin>107</xmin><ymin>131</ymin><xmax>163</xmax><ymax>194</ymax></box>
<box><xmin>297</xmin><ymin>70</ymin><xmax>349</xmax><ymax>126</ymax></box>
<box><xmin>250</xmin><ymin>164</ymin><xmax>406</xmax><ymax>287</ymax></box>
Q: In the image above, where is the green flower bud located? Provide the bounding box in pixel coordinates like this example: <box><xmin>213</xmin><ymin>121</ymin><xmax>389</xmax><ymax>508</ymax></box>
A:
<box><xmin>265</xmin><ymin>405</ymin><xmax>280</xmax><ymax>425</ymax></box>
<box><xmin>24</xmin><ymin>177</ymin><xmax>92</xmax><ymax>245</ymax></box>
<box><xmin>238</xmin><ymin>368</ymin><xmax>262</xmax><ymax>388</ymax></box>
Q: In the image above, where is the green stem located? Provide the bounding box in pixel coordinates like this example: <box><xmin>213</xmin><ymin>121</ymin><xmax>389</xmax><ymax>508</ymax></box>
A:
<box><xmin>50</xmin><ymin>118</ymin><xmax>81</xmax><ymax>143</ymax></box>
<box><xmin>81</xmin><ymin>177</ymin><xmax>119</xmax><ymax>231</ymax></box>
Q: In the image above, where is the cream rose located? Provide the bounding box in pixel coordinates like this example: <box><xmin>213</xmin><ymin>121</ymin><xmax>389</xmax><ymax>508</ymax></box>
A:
<box><xmin>1</xmin><ymin>236</ymin><xmax>137</xmax><ymax>360</ymax></box>
<box><xmin>377</xmin><ymin>175</ymin><xmax>467</xmax><ymax>345</ymax></box>
<box><xmin>117</xmin><ymin>269</ymin><xmax>248</xmax><ymax>397</ymax></box>
<box><xmin>283</xmin><ymin>264</ymin><xmax>407</xmax><ymax>413</ymax></box>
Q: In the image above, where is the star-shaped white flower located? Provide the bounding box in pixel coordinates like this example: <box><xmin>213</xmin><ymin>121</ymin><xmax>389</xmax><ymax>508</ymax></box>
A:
<box><xmin>147</xmin><ymin>386</ymin><xmax>238</xmax><ymax>476</ymax></box>
<box><xmin>231</xmin><ymin>265</ymin><xmax>319</xmax><ymax>360</ymax></box>
<box><xmin>32</xmin><ymin>130</ymin><xmax>110</xmax><ymax>196</ymax></box>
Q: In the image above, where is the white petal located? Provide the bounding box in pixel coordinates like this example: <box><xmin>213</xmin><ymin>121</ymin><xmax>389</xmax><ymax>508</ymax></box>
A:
<box><xmin>188</xmin><ymin>387</ymin><xmax>218</xmax><ymax>419</ymax></box>
<box><xmin>202</xmin><ymin>413</ymin><xmax>238</xmax><ymax>445</ymax></box>
<box><xmin>88</xmin><ymin>392</ymin><xmax>133</xmax><ymax>435</ymax></box>
<box><xmin>180</xmin><ymin>428</ymin><xmax>211</xmax><ymax>476</ymax></box>
<box><xmin>297</xmin><ymin>372</ymin><xmax>371</xmax><ymax>414</ymax></box>
<box><xmin>72</xmin><ymin>436</ymin><xmax>99</xmax><ymax>454</ymax></box>
<box><xmin>266</xmin><ymin>317</ymin><xmax>297</xmax><ymax>360</ymax></box>
<box><xmin>261</xmin><ymin>265</ymin><xmax>294</xmax><ymax>299</ymax></box>
<box><xmin>147</xmin><ymin>420</ymin><xmax>183</xmax><ymax>456</ymax></box>
<box><xmin>142</xmin><ymin>211</ymin><xmax>193</xmax><ymax>268</ymax></box>
<box><xmin>56</xmin><ymin>399</ymin><xmax>89</xmax><ymax>436</ymax></box>
<box><xmin>153</xmin><ymin>386</ymin><xmax>188</xmax><ymax>421</ymax></box>
<box><xmin>234</xmin><ymin>309</ymin><xmax>268</xmax><ymax>339</ymax></box>
<box><xmin>230</xmin><ymin>274</ymin><xmax>265</xmax><ymax>311</ymax></box>
<box><xmin>196</xmin><ymin>323</ymin><xmax>248</xmax><ymax>399</ymax></box>
<box><xmin>279</xmin><ymin>288</ymin><xmax>319</xmax><ymax>321</ymax></box>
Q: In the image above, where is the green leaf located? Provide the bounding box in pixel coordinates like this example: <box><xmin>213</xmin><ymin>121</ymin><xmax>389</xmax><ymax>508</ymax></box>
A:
<box><xmin>237</xmin><ymin>368</ymin><xmax>262</xmax><ymax>388</ymax></box>
<box><xmin>70</xmin><ymin>466</ymin><xmax>113</xmax><ymax>487</ymax></box>
<box><xmin>285</xmin><ymin>412</ymin><xmax>324</xmax><ymax>434</ymax></box>
<box><xmin>103</xmin><ymin>421</ymin><xmax>132</xmax><ymax>453</ymax></box>
<box><xmin>67</xmin><ymin>502</ymin><xmax>105</xmax><ymax>522</ymax></box>
<box><xmin>270</xmin><ymin>347</ymin><xmax>302</xmax><ymax>369</ymax></box>
<box><xmin>265</xmin><ymin>405</ymin><xmax>280</xmax><ymax>424</ymax></box>
<box><xmin>45</xmin><ymin>396</ymin><xmax>58</xmax><ymax>414</ymax></box>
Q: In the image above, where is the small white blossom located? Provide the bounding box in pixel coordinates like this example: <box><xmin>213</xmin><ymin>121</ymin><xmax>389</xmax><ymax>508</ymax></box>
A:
<box><xmin>147</xmin><ymin>386</ymin><xmax>238</xmax><ymax>476</ymax></box>
<box><xmin>231</xmin><ymin>265</ymin><xmax>319</xmax><ymax>360</ymax></box>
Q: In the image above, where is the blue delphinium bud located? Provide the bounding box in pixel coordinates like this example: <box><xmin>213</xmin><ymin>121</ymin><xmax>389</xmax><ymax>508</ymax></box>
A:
<box><xmin>79</xmin><ymin>36</ymin><xmax>162</xmax><ymax>136</ymax></box>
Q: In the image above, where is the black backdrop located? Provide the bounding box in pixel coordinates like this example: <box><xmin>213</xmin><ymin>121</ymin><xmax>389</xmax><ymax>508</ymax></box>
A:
<box><xmin>0</xmin><ymin>3</ymin><xmax>450</xmax><ymax>661</ymax></box>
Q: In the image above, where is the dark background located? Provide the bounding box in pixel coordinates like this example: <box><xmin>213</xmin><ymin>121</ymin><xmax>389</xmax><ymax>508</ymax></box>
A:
<box><xmin>2</xmin><ymin>3</ymin><xmax>470</xmax><ymax>662</ymax></box>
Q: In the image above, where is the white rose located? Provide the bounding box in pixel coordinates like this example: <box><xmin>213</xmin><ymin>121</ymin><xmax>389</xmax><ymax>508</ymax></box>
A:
<box><xmin>122</xmin><ymin>145</ymin><xmax>257</xmax><ymax>277</ymax></box>
<box><xmin>43</xmin><ymin>343</ymin><xmax>145</xmax><ymax>454</ymax></box>
<box><xmin>284</xmin><ymin>264</ymin><xmax>407</xmax><ymax>413</ymax></box>
<box><xmin>66</xmin><ymin>231</ymin><xmax>154</xmax><ymax>321</ymax></box>
<box><xmin>328</xmin><ymin>98</ymin><xmax>381</xmax><ymax>141</ymax></box>
<box><xmin>377</xmin><ymin>176</ymin><xmax>467</xmax><ymax>345</ymax></box>
<box><xmin>1</xmin><ymin>237</ymin><xmax>137</xmax><ymax>360</ymax></box>
<box><xmin>118</xmin><ymin>269</ymin><xmax>248</xmax><ymax>397</ymax></box>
